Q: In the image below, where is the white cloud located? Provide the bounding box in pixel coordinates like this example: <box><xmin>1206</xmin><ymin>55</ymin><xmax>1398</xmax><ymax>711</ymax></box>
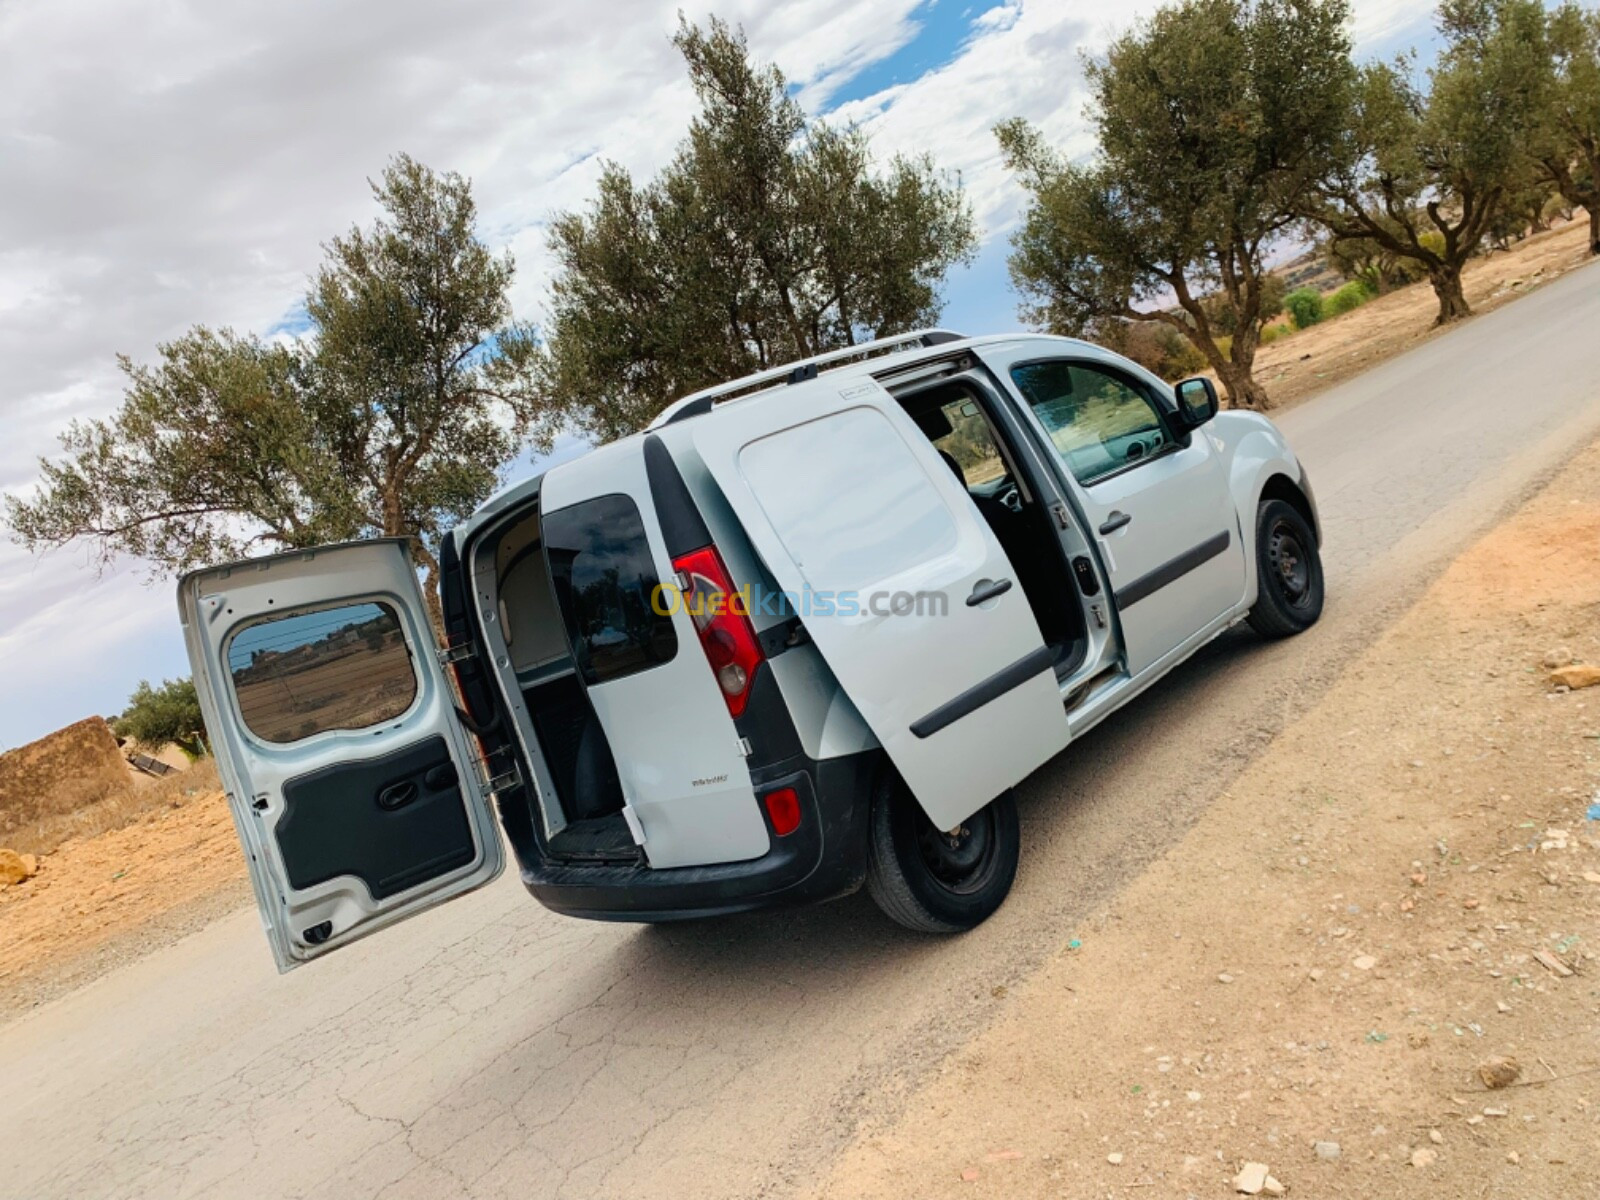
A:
<box><xmin>0</xmin><ymin>0</ymin><xmax>1435</xmax><ymax>745</ymax></box>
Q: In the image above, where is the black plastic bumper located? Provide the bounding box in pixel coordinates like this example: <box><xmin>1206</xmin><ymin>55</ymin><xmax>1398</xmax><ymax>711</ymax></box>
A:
<box><xmin>508</xmin><ymin>749</ymin><xmax>879</xmax><ymax>922</ymax></box>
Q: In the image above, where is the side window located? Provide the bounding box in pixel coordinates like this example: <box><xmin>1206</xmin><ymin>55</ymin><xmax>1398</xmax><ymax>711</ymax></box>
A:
<box><xmin>926</xmin><ymin>396</ymin><xmax>1007</xmax><ymax>488</ymax></box>
<box><xmin>228</xmin><ymin>602</ymin><xmax>418</xmax><ymax>744</ymax></box>
<box><xmin>541</xmin><ymin>493</ymin><xmax>678</xmax><ymax>686</ymax></box>
<box><xmin>1011</xmin><ymin>360</ymin><xmax>1171</xmax><ymax>485</ymax></box>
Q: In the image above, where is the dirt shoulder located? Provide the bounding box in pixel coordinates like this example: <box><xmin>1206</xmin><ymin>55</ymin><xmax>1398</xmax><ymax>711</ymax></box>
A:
<box><xmin>816</xmin><ymin>440</ymin><xmax>1600</xmax><ymax>1198</ymax></box>
<box><xmin>1253</xmin><ymin>219</ymin><xmax>1595</xmax><ymax>411</ymax></box>
<box><xmin>0</xmin><ymin>782</ymin><xmax>247</xmax><ymax>1018</ymax></box>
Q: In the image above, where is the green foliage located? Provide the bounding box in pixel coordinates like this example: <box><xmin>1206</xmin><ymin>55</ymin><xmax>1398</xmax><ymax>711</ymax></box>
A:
<box><xmin>1285</xmin><ymin>287</ymin><xmax>1325</xmax><ymax>329</ymax></box>
<box><xmin>537</xmin><ymin>17</ymin><xmax>977</xmax><ymax>441</ymax></box>
<box><xmin>1257</xmin><ymin>274</ymin><xmax>1290</xmax><ymax>325</ymax></box>
<box><xmin>997</xmin><ymin>0</ymin><xmax>1355</xmax><ymax>409</ymax></box>
<box><xmin>1259</xmin><ymin>322</ymin><xmax>1291</xmax><ymax>345</ymax></box>
<box><xmin>1324</xmin><ymin>280</ymin><xmax>1374</xmax><ymax>317</ymax></box>
<box><xmin>5</xmin><ymin>156</ymin><xmax>545</xmax><ymax>599</ymax></box>
<box><xmin>1202</xmin><ymin>273</ymin><xmax>1288</xmax><ymax>336</ymax></box>
<box><xmin>114</xmin><ymin>678</ymin><xmax>207</xmax><ymax>758</ymax></box>
<box><xmin>1108</xmin><ymin>320</ymin><xmax>1209</xmax><ymax>380</ymax></box>
<box><xmin>1307</xmin><ymin>0</ymin><xmax>1555</xmax><ymax>321</ymax></box>
<box><xmin>1536</xmin><ymin>2</ymin><xmax>1600</xmax><ymax>254</ymax></box>
<box><xmin>1323</xmin><ymin>233</ymin><xmax>1429</xmax><ymax>293</ymax></box>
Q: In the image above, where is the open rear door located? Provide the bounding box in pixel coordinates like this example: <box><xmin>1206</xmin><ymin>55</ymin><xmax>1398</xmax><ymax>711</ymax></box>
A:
<box><xmin>178</xmin><ymin>539</ymin><xmax>503</xmax><ymax>973</ymax></box>
<box><xmin>692</xmin><ymin>377</ymin><xmax>1071</xmax><ymax>831</ymax></box>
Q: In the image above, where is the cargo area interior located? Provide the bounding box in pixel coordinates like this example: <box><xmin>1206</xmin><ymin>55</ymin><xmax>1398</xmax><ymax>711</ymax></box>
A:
<box><xmin>484</xmin><ymin>508</ymin><xmax>640</xmax><ymax>863</ymax></box>
<box><xmin>895</xmin><ymin>375</ymin><xmax>1087</xmax><ymax>679</ymax></box>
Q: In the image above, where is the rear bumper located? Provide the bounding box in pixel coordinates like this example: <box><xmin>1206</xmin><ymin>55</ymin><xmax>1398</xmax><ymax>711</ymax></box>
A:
<box><xmin>511</xmin><ymin>749</ymin><xmax>879</xmax><ymax>922</ymax></box>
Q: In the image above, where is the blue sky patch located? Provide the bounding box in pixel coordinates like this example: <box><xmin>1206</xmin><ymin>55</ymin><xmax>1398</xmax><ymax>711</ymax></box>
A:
<box><xmin>823</xmin><ymin>1</ymin><xmax>982</xmax><ymax>109</ymax></box>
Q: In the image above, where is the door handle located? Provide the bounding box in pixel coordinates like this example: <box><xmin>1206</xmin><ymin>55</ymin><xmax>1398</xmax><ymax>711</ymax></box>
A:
<box><xmin>1098</xmin><ymin>510</ymin><xmax>1132</xmax><ymax>535</ymax></box>
<box><xmin>966</xmin><ymin>577</ymin><xmax>1014</xmax><ymax>607</ymax></box>
<box><xmin>376</xmin><ymin>780</ymin><xmax>418</xmax><ymax>812</ymax></box>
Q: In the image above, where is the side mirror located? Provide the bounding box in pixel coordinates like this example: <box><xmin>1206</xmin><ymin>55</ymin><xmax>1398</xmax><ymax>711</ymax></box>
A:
<box><xmin>1173</xmin><ymin>377</ymin><xmax>1219</xmax><ymax>429</ymax></box>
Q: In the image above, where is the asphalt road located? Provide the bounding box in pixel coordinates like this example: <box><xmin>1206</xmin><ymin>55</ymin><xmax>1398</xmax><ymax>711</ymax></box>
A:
<box><xmin>4</xmin><ymin>260</ymin><xmax>1599</xmax><ymax>1200</ymax></box>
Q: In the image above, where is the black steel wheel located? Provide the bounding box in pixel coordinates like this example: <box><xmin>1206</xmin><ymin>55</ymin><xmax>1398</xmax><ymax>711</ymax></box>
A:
<box><xmin>1246</xmin><ymin>498</ymin><xmax>1324</xmax><ymax>638</ymax></box>
<box><xmin>866</xmin><ymin>773</ymin><xmax>1019</xmax><ymax>933</ymax></box>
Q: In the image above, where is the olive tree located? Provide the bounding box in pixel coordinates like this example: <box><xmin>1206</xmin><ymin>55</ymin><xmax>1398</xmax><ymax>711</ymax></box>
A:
<box><xmin>114</xmin><ymin>678</ymin><xmax>207</xmax><ymax>758</ymax></box>
<box><xmin>1536</xmin><ymin>2</ymin><xmax>1600</xmax><ymax>255</ymax></box>
<box><xmin>537</xmin><ymin>17</ymin><xmax>977</xmax><ymax>441</ymax></box>
<box><xmin>1306</xmin><ymin>0</ymin><xmax>1553</xmax><ymax>323</ymax></box>
<box><xmin>6</xmin><ymin>156</ymin><xmax>545</xmax><ymax>618</ymax></box>
<box><xmin>998</xmin><ymin>0</ymin><xmax>1355</xmax><ymax>410</ymax></box>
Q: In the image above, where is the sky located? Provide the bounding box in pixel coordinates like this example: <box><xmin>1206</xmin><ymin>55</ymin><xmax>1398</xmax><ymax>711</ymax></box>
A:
<box><xmin>0</xmin><ymin>0</ymin><xmax>1440</xmax><ymax>750</ymax></box>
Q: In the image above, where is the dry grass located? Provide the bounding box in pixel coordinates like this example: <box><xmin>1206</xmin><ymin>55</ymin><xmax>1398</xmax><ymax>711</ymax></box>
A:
<box><xmin>0</xmin><ymin>777</ymin><xmax>244</xmax><ymax>1014</ymax></box>
<box><xmin>5</xmin><ymin>759</ymin><xmax>221</xmax><ymax>857</ymax></box>
<box><xmin>1248</xmin><ymin>217</ymin><xmax>1596</xmax><ymax>411</ymax></box>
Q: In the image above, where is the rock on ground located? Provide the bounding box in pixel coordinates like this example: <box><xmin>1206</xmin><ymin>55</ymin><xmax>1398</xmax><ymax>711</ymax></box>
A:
<box><xmin>1549</xmin><ymin>662</ymin><xmax>1600</xmax><ymax>689</ymax></box>
<box><xmin>1233</xmin><ymin>1162</ymin><xmax>1270</xmax><ymax>1194</ymax></box>
<box><xmin>0</xmin><ymin>848</ymin><xmax>39</xmax><ymax>887</ymax></box>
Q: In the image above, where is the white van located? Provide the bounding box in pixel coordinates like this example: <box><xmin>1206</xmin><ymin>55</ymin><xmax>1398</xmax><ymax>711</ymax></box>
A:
<box><xmin>179</xmin><ymin>330</ymin><xmax>1323</xmax><ymax>971</ymax></box>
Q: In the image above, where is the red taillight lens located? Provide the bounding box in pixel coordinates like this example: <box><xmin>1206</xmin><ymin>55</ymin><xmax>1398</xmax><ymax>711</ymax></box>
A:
<box><xmin>763</xmin><ymin>786</ymin><xmax>801</xmax><ymax>836</ymax></box>
<box><xmin>671</xmin><ymin>545</ymin><xmax>764</xmax><ymax>718</ymax></box>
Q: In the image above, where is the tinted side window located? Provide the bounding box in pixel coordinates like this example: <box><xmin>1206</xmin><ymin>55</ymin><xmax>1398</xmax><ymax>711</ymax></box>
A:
<box><xmin>1011</xmin><ymin>361</ymin><xmax>1171</xmax><ymax>485</ymax></box>
<box><xmin>541</xmin><ymin>493</ymin><xmax>678</xmax><ymax>686</ymax></box>
<box><xmin>228</xmin><ymin>602</ymin><xmax>417</xmax><ymax>744</ymax></box>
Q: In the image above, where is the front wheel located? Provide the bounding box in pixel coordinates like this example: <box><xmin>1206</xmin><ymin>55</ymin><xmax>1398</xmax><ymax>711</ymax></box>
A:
<box><xmin>866</xmin><ymin>775</ymin><xmax>1019</xmax><ymax>933</ymax></box>
<box><xmin>1246</xmin><ymin>497</ymin><xmax>1324</xmax><ymax>638</ymax></box>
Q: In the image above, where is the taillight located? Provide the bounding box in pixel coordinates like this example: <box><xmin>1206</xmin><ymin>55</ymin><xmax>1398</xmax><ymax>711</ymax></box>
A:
<box><xmin>762</xmin><ymin>786</ymin><xmax>801</xmax><ymax>836</ymax></box>
<box><xmin>672</xmin><ymin>545</ymin><xmax>764</xmax><ymax>717</ymax></box>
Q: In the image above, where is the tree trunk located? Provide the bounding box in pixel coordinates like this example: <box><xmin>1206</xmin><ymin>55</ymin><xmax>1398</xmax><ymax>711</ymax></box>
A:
<box><xmin>1428</xmin><ymin>265</ymin><xmax>1472</xmax><ymax>325</ymax></box>
<box><xmin>1210</xmin><ymin>321</ymin><xmax>1271</xmax><ymax>411</ymax></box>
<box><xmin>1589</xmin><ymin>205</ymin><xmax>1600</xmax><ymax>258</ymax></box>
<box><xmin>1214</xmin><ymin>362</ymin><xmax>1271</xmax><ymax>411</ymax></box>
<box><xmin>411</xmin><ymin>539</ymin><xmax>447</xmax><ymax>644</ymax></box>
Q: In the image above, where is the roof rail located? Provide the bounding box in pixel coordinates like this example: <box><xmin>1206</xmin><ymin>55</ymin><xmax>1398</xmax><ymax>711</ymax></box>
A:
<box><xmin>648</xmin><ymin>328</ymin><xmax>966</xmax><ymax>428</ymax></box>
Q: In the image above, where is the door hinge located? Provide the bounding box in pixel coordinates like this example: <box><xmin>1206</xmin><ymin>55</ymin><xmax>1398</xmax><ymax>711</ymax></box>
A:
<box><xmin>481</xmin><ymin>762</ymin><xmax>522</xmax><ymax>796</ymax></box>
<box><xmin>437</xmin><ymin>642</ymin><xmax>476</xmax><ymax>668</ymax></box>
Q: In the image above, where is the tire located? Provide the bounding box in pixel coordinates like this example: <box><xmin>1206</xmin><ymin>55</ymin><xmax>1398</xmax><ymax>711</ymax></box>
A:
<box><xmin>1246</xmin><ymin>497</ymin><xmax>1324</xmax><ymax>639</ymax></box>
<box><xmin>865</xmin><ymin>774</ymin><xmax>1019</xmax><ymax>933</ymax></box>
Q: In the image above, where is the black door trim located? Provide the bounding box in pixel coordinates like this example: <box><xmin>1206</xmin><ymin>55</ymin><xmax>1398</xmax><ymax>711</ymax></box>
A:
<box><xmin>909</xmin><ymin>644</ymin><xmax>1058</xmax><ymax>739</ymax></box>
<box><xmin>1113</xmin><ymin>530</ymin><xmax>1231</xmax><ymax>610</ymax></box>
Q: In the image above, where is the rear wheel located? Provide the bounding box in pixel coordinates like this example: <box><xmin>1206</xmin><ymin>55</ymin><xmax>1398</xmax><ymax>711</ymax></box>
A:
<box><xmin>1246</xmin><ymin>497</ymin><xmax>1324</xmax><ymax>638</ymax></box>
<box><xmin>866</xmin><ymin>774</ymin><xmax>1019</xmax><ymax>933</ymax></box>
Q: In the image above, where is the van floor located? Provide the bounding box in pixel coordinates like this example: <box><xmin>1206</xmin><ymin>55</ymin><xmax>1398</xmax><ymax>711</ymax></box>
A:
<box><xmin>546</xmin><ymin>812</ymin><xmax>639</xmax><ymax>862</ymax></box>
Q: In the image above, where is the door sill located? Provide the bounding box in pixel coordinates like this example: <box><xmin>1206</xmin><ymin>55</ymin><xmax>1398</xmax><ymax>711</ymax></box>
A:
<box><xmin>1060</xmin><ymin>662</ymin><xmax>1123</xmax><ymax>712</ymax></box>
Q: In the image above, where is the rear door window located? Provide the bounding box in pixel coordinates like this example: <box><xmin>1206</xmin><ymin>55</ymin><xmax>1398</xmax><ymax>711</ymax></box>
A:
<box><xmin>227</xmin><ymin>601</ymin><xmax>418</xmax><ymax>744</ymax></box>
<box><xmin>541</xmin><ymin>493</ymin><xmax>678</xmax><ymax>686</ymax></box>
